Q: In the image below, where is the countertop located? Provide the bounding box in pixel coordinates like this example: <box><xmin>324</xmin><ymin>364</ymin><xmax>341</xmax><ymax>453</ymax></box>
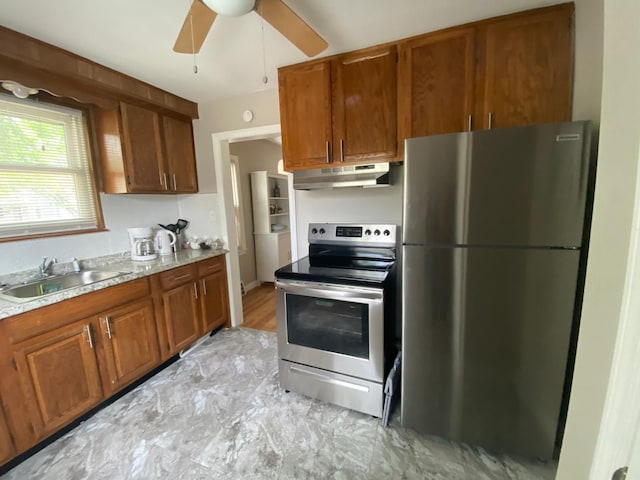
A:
<box><xmin>0</xmin><ymin>249</ymin><xmax>228</xmax><ymax>321</ymax></box>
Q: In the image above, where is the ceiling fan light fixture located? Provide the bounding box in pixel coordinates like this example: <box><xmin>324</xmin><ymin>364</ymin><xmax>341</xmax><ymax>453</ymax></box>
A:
<box><xmin>202</xmin><ymin>0</ymin><xmax>255</xmax><ymax>17</ymax></box>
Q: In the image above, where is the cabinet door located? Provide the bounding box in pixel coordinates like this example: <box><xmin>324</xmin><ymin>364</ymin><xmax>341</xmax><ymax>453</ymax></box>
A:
<box><xmin>120</xmin><ymin>102</ymin><xmax>167</xmax><ymax>192</ymax></box>
<box><xmin>13</xmin><ymin>320</ymin><xmax>103</xmax><ymax>439</ymax></box>
<box><xmin>277</xmin><ymin>232</ymin><xmax>291</xmax><ymax>267</ymax></box>
<box><xmin>332</xmin><ymin>46</ymin><xmax>398</xmax><ymax>163</ymax></box>
<box><xmin>475</xmin><ymin>4</ymin><xmax>573</xmax><ymax>129</ymax></box>
<box><xmin>199</xmin><ymin>270</ymin><xmax>229</xmax><ymax>333</ymax></box>
<box><xmin>162</xmin><ymin>282</ymin><xmax>201</xmax><ymax>355</ymax></box>
<box><xmin>162</xmin><ymin>115</ymin><xmax>198</xmax><ymax>193</ymax></box>
<box><xmin>398</xmin><ymin>28</ymin><xmax>475</xmax><ymax>138</ymax></box>
<box><xmin>0</xmin><ymin>404</ymin><xmax>15</xmax><ymax>466</ymax></box>
<box><xmin>98</xmin><ymin>299</ymin><xmax>160</xmax><ymax>395</ymax></box>
<box><xmin>278</xmin><ymin>62</ymin><xmax>332</xmax><ymax>171</ymax></box>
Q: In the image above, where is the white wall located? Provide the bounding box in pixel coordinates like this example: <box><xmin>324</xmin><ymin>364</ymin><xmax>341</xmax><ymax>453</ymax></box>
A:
<box><xmin>192</xmin><ymin>89</ymin><xmax>281</xmax><ymax>193</ymax></box>
<box><xmin>556</xmin><ymin>0</ymin><xmax>640</xmax><ymax>477</ymax></box>
<box><xmin>293</xmin><ymin>166</ymin><xmax>404</xmax><ymax>256</ymax></box>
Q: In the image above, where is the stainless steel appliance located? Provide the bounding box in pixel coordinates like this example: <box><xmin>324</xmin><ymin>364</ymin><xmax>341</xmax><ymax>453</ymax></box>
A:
<box><xmin>276</xmin><ymin>223</ymin><xmax>397</xmax><ymax>417</ymax></box>
<box><xmin>401</xmin><ymin>121</ymin><xmax>594</xmax><ymax>459</ymax></box>
<box><xmin>293</xmin><ymin>163</ymin><xmax>391</xmax><ymax>190</ymax></box>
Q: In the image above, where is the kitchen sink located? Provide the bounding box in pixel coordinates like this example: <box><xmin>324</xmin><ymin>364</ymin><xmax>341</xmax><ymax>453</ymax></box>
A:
<box><xmin>0</xmin><ymin>270</ymin><xmax>131</xmax><ymax>303</ymax></box>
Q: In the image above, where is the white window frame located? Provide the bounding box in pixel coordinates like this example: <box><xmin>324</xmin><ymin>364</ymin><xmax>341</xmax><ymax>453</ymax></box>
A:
<box><xmin>0</xmin><ymin>94</ymin><xmax>103</xmax><ymax>241</ymax></box>
<box><xmin>229</xmin><ymin>155</ymin><xmax>247</xmax><ymax>254</ymax></box>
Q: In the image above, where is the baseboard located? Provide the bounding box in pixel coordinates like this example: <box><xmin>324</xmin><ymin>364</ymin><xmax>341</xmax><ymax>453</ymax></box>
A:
<box><xmin>245</xmin><ymin>280</ymin><xmax>260</xmax><ymax>293</ymax></box>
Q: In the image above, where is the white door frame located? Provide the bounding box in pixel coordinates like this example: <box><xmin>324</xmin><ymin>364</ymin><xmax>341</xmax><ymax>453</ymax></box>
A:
<box><xmin>212</xmin><ymin>123</ymin><xmax>297</xmax><ymax>327</ymax></box>
<box><xmin>590</xmin><ymin>140</ymin><xmax>640</xmax><ymax>479</ymax></box>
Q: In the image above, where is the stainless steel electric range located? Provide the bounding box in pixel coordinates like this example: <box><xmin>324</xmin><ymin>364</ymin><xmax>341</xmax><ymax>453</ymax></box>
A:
<box><xmin>275</xmin><ymin>223</ymin><xmax>397</xmax><ymax>417</ymax></box>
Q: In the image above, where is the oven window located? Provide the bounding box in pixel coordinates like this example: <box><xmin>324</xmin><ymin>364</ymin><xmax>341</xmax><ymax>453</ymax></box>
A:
<box><xmin>285</xmin><ymin>293</ymin><xmax>369</xmax><ymax>358</ymax></box>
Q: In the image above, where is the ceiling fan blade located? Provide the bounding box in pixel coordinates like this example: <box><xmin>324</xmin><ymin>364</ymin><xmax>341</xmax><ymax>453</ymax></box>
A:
<box><xmin>256</xmin><ymin>0</ymin><xmax>328</xmax><ymax>57</ymax></box>
<box><xmin>173</xmin><ymin>0</ymin><xmax>217</xmax><ymax>54</ymax></box>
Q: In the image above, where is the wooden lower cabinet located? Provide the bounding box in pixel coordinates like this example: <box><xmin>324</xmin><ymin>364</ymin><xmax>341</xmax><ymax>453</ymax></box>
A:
<box><xmin>12</xmin><ymin>320</ymin><xmax>103</xmax><ymax>440</ymax></box>
<box><xmin>199</xmin><ymin>270</ymin><xmax>229</xmax><ymax>332</ymax></box>
<box><xmin>156</xmin><ymin>256</ymin><xmax>230</xmax><ymax>357</ymax></box>
<box><xmin>162</xmin><ymin>282</ymin><xmax>201</xmax><ymax>355</ymax></box>
<box><xmin>97</xmin><ymin>299</ymin><xmax>160</xmax><ymax>395</ymax></box>
<box><xmin>0</xmin><ymin>259</ymin><xmax>230</xmax><ymax>467</ymax></box>
<box><xmin>0</xmin><ymin>405</ymin><xmax>15</xmax><ymax>466</ymax></box>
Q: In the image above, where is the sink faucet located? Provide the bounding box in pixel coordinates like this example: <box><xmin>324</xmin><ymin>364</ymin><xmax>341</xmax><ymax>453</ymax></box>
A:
<box><xmin>39</xmin><ymin>257</ymin><xmax>56</xmax><ymax>277</ymax></box>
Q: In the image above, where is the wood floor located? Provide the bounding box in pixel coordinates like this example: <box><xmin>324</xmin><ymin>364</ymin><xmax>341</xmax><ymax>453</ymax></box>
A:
<box><xmin>242</xmin><ymin>283</ymin><xmax>277</xmax><ymax>332</ymax></box>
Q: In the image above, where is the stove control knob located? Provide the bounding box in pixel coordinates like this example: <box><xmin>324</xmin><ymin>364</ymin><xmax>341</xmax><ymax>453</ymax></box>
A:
<box><xmin>365</xmin><ymin>229</ymin><xmax>372</xmax><ymax>236</ymax></box>
<box><xmin>319</xmin><ymin>228</ymin><xmax>326</xmax><ymax>235</ymax></box>
<box><xmin>311</xmin><ymin>228</ymin><xmax>318</xmax><ymax>235</ymax></box>
<box><xmin>374</xmin><ymin>229</ymin><xmax>381</xmax><ymax>236</ymax></box>
<box><xmin>383</xmin><ymin>229</ymin><xmax>391</xmax><ymax>236</ymax></box>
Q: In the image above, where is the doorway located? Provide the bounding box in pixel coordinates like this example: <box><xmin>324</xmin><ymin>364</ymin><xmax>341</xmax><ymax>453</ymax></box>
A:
<box><xmin>212</xmin><ymin>124</ymin><xmax>298</xmax><ymax>330</ymax></box>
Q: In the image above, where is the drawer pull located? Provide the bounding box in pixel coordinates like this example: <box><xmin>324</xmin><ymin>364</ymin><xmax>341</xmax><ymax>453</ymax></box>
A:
<box><xmin>171</xmin><ymin>273</ymin><xmax>192</xmax><ymax>281</ymax></box>
<box><xmin>85</xmin><ymin>325</ymin><xmax>94</xmax><ymax>349</ymax></box>
<box><xmin>104</xmin><ymin>316</ymin><xmax>112</xmax><ymax>340</ymax></box>
<box><xmin>172</xmin><ymin>173</ymin><xmax>177</xmax><ymax>191</ymax></box>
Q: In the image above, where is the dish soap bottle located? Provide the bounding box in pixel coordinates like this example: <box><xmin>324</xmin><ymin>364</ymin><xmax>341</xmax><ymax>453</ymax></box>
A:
<box><xmin>273</xmin><ymin>182</ymin><xmax>280</xmax><ymax>198</ymax></box>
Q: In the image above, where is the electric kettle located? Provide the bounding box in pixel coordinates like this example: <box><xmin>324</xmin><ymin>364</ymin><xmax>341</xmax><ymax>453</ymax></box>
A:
<box><xmin>155</xmin><ymin>229</ymin><xmax>177</xmax><ymax>256</ymax></box>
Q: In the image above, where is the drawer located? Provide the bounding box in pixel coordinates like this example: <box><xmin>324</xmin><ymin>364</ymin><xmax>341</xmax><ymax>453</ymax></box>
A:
<box><xmin>159</xmin><ymin>264</ymin><xmax>196</xmax><ymax>290</ymax></box>
<box><xmin>196</xmin><ymin>255</ymin><xmax>225</xmax><ymax>277</ymax></box>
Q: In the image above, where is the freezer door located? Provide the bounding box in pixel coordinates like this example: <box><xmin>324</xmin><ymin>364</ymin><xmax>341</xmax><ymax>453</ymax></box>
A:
<box><xmin>403</xmin><ymin>121</ymin><xmax>591</xmax><ymax>247</ymax></box>
<box><xmin>401</xmin><ymin>244</ymin><xmax>580</xmax><ymax>459</ymax></box>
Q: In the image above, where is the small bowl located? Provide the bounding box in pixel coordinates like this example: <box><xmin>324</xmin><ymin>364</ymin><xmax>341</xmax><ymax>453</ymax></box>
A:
<box><xmin>271</xmin><ymin>224</ymin><xmax>286</xmax><ymax>232</ymax></box>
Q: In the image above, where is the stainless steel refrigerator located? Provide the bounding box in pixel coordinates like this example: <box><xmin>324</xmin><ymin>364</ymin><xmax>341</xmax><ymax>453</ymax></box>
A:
<box><xmin>401</xmin><ymin>121</ymin><xmax>593</xmax><ymax>459</ymax></box>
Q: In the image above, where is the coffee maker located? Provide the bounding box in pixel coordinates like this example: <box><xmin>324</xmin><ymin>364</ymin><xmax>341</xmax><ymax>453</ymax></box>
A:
<box><xmin>127</xmin><ymin>227</ymin><xmax>158</xmax><ymax>261</ymax></box>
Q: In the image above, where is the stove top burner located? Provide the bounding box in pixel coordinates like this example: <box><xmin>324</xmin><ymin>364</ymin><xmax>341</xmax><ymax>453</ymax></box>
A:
<box><xmin>276</xmin><ymin>256</ymin><xmax>391</xmax><ymax>287</ymax></box>
<box><xmin>275</xmin><ymin>223</ymin><xmax>398</xmax><ymax>288</ymax></box>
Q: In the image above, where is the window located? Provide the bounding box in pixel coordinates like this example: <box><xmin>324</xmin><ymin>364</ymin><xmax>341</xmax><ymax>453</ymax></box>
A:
<box><xmin>229</xmin><ymin>155</ymin><xmax>247</xmax><ymax>253</ymax></box>
<box><xmin>0</xmin><ymin>95</ymin><xmax>102</xmax><ymax>240</ymax></box>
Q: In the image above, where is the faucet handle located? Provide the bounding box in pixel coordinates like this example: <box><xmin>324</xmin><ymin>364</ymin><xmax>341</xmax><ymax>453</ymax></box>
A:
<box><xmin>71</xmin><ymin>257</ymin><xmax>80</xmax><ymax>273</ymax></box>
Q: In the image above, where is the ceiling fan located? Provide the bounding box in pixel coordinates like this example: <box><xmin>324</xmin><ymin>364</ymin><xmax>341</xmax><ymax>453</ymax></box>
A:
<box><xmin>173</xmin><ymin>0</ymin><xmax>328</xmax><ymax>57</ymax></box>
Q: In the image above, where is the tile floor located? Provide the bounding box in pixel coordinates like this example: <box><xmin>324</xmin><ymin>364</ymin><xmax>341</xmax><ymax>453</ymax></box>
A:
<box><xmin>1</xmin><ymin>328</ymin><xmax>557</xmax><ymax>479</ymax></box>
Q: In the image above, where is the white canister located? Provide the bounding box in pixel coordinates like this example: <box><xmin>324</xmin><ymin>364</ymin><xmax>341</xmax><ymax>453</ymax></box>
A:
<box><xmin>155</xmin><ymin>229</ymin><xmax>177</xmax><ymax>256</ymax></box>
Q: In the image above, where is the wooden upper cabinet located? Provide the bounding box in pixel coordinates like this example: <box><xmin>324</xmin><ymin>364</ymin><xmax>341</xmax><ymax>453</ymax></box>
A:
<box><xmin>278</xmin><ymin>62</ymin><xmax>332</xmax><ymax>171</ymax></box>
<box><xmin>12</xmin><ymin>320</ymin><xmax>103</xmax><ymax>439</ymax></box>
<box><xmin>97</xmin><ymin>103</ymin><xmax>199</xmax><ymax>194</ymax></box>
<box><xmin>332</xmin><ymin>46</ymin><xmax>398</xmax><ymax>164</ymax></box>
<box><xmin>474</xmin><ymin>4</ymin><xmax>574</xmax><ymax>129</ymax></box>
<box><xmin>0</xmin><ymin>404</ymin><xmax>15</xmax><ymax>466</ymax></box>
<box><xmin>120</xmin><ymin>103</ymin><xmax>166</xmax><ymax>192</ymax></box>
<box><xmin>97</xmin><ymin>299</ymin><xmax>160</xmax><ymax>395</ymax></box>
<box><xmin>162</xmin><ymin>115</ymin><xmax>198</xmax><ymax>193</ymax></box>
<box><xmin>398</xmin><ymin>28</ymin><xmax>476</xmax><ymax>140</ymax></box>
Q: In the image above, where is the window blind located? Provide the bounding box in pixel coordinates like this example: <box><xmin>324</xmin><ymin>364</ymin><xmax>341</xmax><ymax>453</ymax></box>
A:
<box><xmin>0</xmin><ymin>96</ymin><xmax>100</xmax><ymax>239</ymax></box>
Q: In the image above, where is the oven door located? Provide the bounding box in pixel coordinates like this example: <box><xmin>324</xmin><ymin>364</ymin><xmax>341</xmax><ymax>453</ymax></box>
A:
<box><xmin>275</xmin><ymin>279</ymin><xmax>384</xmax><ymax>382</ymax></box>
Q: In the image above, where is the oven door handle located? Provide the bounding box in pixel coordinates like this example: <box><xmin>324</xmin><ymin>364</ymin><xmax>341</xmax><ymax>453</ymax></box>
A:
<box><xmin>275</xmin><ymin>279</ymin><xmax>383</xmax><ymax>302</ymax></box>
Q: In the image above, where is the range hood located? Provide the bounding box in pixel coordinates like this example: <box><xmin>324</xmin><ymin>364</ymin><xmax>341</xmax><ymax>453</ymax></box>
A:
<box><xmin>293</xmin><ymin>163</ymin><xmax>391</xmax><ymax>190</ymax></box>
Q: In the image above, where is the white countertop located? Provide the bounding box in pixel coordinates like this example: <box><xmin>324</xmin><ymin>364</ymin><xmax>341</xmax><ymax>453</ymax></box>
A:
<box><xmin>0</xmin><ymin>249</ymin><xmax>227</xmax><ymax>321</ymax></box>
